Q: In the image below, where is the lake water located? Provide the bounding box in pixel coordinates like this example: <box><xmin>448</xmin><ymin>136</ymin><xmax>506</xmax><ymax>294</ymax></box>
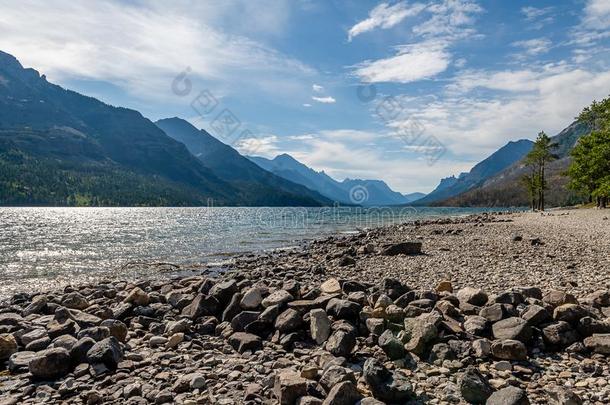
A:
<box><xmin>0</xmin><ymin>206</ymin><xmax>511</xmax><ymax>299</ymax></box>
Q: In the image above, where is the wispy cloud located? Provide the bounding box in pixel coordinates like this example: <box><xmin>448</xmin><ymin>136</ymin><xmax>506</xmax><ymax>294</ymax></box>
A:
<box><xmin>312</xmin><ymin>95</ymin><xmax>336</xmax><ymax>104</ymax></box>
<box><xmin>412</xmin><ymin>0</ymin><xmax>483</xmax><ymax>40</ymax></box>
<box><xmin>354</xmin><ymin>40</ymin><xmax>451</xmax><ymax>83</ymax></box>
<box><xmin>350</xmin><ymin>0</ymin><xmax>482</xmax><ymax>84</ymax></box>
<box><xmin>236</xmin><ymin>135</ymin><xmax>280</xmax><ymax>157</ymax></box>
<box><xmin>0</xmin><ymin>0</ymin><xmax>315</xmax><ymax>104</ymax></box>
<box><xmin>347</xmin><ymin>1</ymin><xmax>426</xmax><ymax>41</ymax></box>
<box><xmin>391</xmin><ymin>65</ymin><xmax>610</xmax><ymax>156</ymax></box>
<box><xmin>512</xmin><ymin>38</ymin><xmax>552</xmax><ymax>57</ymax></box>
<box><xmin>312</xmin><ymin>84</ymin><xmax>324</xmax><ymax>92</ymax></box>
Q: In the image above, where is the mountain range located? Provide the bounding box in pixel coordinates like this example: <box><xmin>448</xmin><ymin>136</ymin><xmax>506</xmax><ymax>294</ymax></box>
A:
<box><xmin>248</xmin><ymin>154</ymin><xmax>412</xmax><ymax>206</ymax></box>
<box><xmin>412</xmin><ymin>139</ymin><xmax>534</xmax><ymax>205</ymax></box>
<box><xmin>436</xmin><ymin>121</ymin><xmax>591</xmax><ymax>207</ymax></box>
<box><xmin>155</xmin><ymin>118</ymin><xmax>331</xmax><ymax>206</ymax></box>
<box><xmin>0</xmin><ymin>50</ymin><xmax>413</xmax><ymax>207</ymax></box>
<box><xmin>0</xmin><ymin>50</ymin><xmax>591</xmax><ymax>208</ymax></box>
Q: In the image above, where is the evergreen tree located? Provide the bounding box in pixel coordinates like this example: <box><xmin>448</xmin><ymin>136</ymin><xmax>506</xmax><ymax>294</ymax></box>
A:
<box><xmin>523</xmin><ymin>131</ymin><xmax>558</xmax><ymax>211</ymax></box>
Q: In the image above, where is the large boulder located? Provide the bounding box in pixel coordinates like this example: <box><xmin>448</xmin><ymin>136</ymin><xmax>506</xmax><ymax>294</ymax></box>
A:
<box><xmin>486</xmin><ymin>386</ymin><xmax>529</xmax><ymax>405</ymax></box>
<box><xmin>404</xmin><ymin>312</ymin><xmax>441</xmax><ymax>356</ymax></box>
<box><xmin>275</xmin><ymin>309</ymin><xmax>303</xmax><ymax>333</ymax></box>
<box><xmin>124</xmin><ymin>287</ymin><xmax>150</xmax><ymax>306</ymax></box>
<box><xmin>458</xmin><ymin>367</ymin><xmax>493</xmax><ymax>404</ymax></box>
<box><xmin>363</xmin><ymin>358</ymin><xmax>415</xmax><ymax>403</ymax></box>
<box><xmin>381</xmin><ymin>241</ymin><xmax>422</xmax><ymax>256</ymax></box>
<box><xmin>240</xmin><ymin>287</ymin><xmax>264</xmax><ymax>309</ymax></box>
<box><xmin>457</xmin><ymin>287</ymin><xmax>488</xmax><ymax>306</ymax></box>
<box><xmin>209</xmin><ymin>279</ymin><xmax>239</xmax><ymax>306</ymax></box>
<box><xmin>181</xmin><ymin>294</ymin><xmax>219</xmax><ymax>319</ymax></box>
<box><xmin>491</xmin><ymin>339</ymin><xmax>527</xmax><ymax>360</ymax></box>
<box><xmin>262</xmin><ymin>290</ymin><xmax>294</xmax><ymax>308</ymax></box>
<box><xmin>326</xmin><ymin>299</ymin><xmax>361</xmax><ymax>321</ymax></box>
<box><xmin>543</xmin><ymin>290</ymin><xmax>577</xmax><ymax>308</ymax></box>
<box><xmin>62</xmin><ymin>292</ymin><xmax>89</xmax><ymax>310</ymax></box>
<box><xmin>323</xmin><ymin>381</ymin><xmax>362</xmax><ymax>405</ymax></box>
<box><xmin>86</xmin><ymin>336</ymin><xmax>123</xmax><ymax>369</ymax></box>
<box><xmin>310</xmin><ymin>309</ymin><xmax>331</xmax><ymax>344</ymax></box>
<box><xmin>378</xmin><ymin>330</ymin><xmax>406</xmax><ymax>360</ymax></box>
<box><xmin>29</xmin><ymin>348</ymin><xmax>72</xmax><ymax>380</ymax></box>
<box><xmin>542</xmin><ymin>322</ymin><xmax>580</xmax><ymax>348</ymax></box>
<box><xmin>492</xmin><ymin>317</ymin><xmax>532</xmax><ymax>342</ymax></box>
<box><xmin>273</xmin><ymin>370</ymin><xmax>308</xmax><ymax>405</ymax></box>
<box><xmin>583</xmin><ymin>334</ymin><xmax>610</xmax><ymax>354</ymax></box>
<box><xmin>326</xmin><ymin>329</ymin><xmax>356</xmax><ymax>357</ymax></box>
<box><xmin>228</xmin><ymin>332</ymin><xmax>262</xmax><ymax>353</ymax></box>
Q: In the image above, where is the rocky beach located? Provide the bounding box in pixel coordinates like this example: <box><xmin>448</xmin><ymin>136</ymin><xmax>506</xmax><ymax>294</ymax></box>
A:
<box><xmin>1</xmin><ymin>208</ymin><xmax>609</xmax><ymax>404</ymax></box>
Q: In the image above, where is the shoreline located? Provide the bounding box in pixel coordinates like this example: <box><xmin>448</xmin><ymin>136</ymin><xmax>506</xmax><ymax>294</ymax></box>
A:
<box><xmin>1</xmin><ymin>209</ymin><xmax>609</xmax><ymax>404</ymax></box>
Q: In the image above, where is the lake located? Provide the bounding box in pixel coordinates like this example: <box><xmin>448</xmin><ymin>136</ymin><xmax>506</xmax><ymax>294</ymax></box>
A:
<box><xmin>0</xmin><ymin>206</ymin><xmax>512</xmax><ymax>299</ymax></box>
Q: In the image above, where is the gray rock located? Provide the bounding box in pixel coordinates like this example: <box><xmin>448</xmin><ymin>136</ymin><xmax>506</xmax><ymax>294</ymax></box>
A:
<box><xmin>521</xmin><ymin>305</ymin><xmax>551</xmax><ymax>326</ymax></box>
<box><xmin>222</xmin><ymin>292</ymin><xmax>243</xmax><ymax>322</ymax></box>
<box><xmin>363</xmin><ymin>358</ymin><xmax>415</xmax><ymax>403</ymax></box>
<box><xmin>320</xmin><ymin>365</ymin><xmax>356</xmax><ymax>391</ymax></box>
<box><xmin>29</xmin><ymin>347</ymin><xmax>72</xmax><ymax>380</ymax></box>
<box><xmin>459</xmin><ymin>367</ymin><xmax>493</xmax><ymax>404</ymax></box>
<box><xmin>86</xmin><ymin>336</ymin><xmax>123</xmax><ymax>369</ymax></box>
<box><xmin>274</xmin><ymin>370</ymin><xmax>308</xmax><ymax>405</ymax></box>
<box><xmin>491</xmin><ymin>339</ymin><xmax>527</xmax><ymax>360</ymax></box>
<box><xmin>310</xmin><ymin>309</ymin><xmax>331</xmax><ymax>344</ymax></box>
<box><xmin>262</xmin><ymin>290</ymin><xmax>294</xmax><ymax>308</ymax></box>
<box><xmin>51</xmin><ymin>335</ymin><xmax>78</xmax><ymax>351</ymax></box>
<box><xmin>275</xmin><ymin>308</ymin><xmax>302</xmax><ymax>333</ymax></box>
<box><xmin>181</xmin><ymin>294</ymin><xmax>219</xmax><ymax>319</ymax></box>
<box><xmin>323</xmin><ymin>381</ymin><xmax>362</xmax><ymax>405</ymax></box>
<box><xmin>457</xmin><ymin>287</ymin><xmax>488</xmax><ymax>306</ymax></box>
<box><xmin>70</xmin><ymin>337</ymin><xmax>96</xmax><ymax>364</ymax></box>
<box><xmin>583</xmin><ymin>333</ymin><xmax>610</xmax><ymax>354</ymax></box>
<box><xmin>404</xmin><ymin>312</ymin><xmax>440</xmax><ymax>356</ymax></box>
<box><xmin>240</xmin><ymin>287</ymin><xmax>263</xmax><ymax>310</ymax></box>
<box><xmin>209</xmin><ymin>279</ymin><xmax>239</xmax><ymax>306</ymax></box>
<box><xmin>8</xmin><ymin>351</ymin><xmax>36</xmax><ymax>372</ymax></box>
<box><xmin>378</xmin><ymin>330</ymin><xmax>405</xmax><ymax>360</ymax></box>
<box><xmin>381</xmin><ymin>241</ymin><xmax>422</xmax><ymax>256</ymax></box>
<box><xmin>326</xmin><ymin>329</ymin><xmax>356</xmax><ymax>357</ymax></box>
<box><xmin>480</xmin><ymin>303</ymin><xmax>504</xmax><ymax>322</ymax></box>
<box><xmin>486</xmin><ymin>386</ymin><xmax>529</xmax><ymax>405</ymax></box>
<box><xmin>62</xmin><ymin>292</ymin><xmax>89</xmax><ymax>310</ymax></box>
<box><xmin>231</xmin><ymin>311</ymin><xmax>260</xmax><ymax>332</ymax></box>
<box><xmin>228</xmin><ymin>332</ymin><xmax>262</xmax><ymax>353</ymax></box>
<box><xmin>326</xmin><ymin>298</ymin><xmax>361</xmax><ymax>321</ymax></box>
<box><xmin>492</xmin><ymin>317</ymin><xmax>532</xmax><ymax>342</ymax></box>
<box><xmin>543</xmin><ymin>290</ymin><xmax>577</xmax><ymax>308</ymax></box>
<box><xmin>100</xmin><ymin>319</ymin><xmax>128</xmax><ymax>342</ymax></box>
<box><xmin>542</xmin><ymin>321</ymin><xmax>580</xmax><ymax>348</ymax></box>
<box><xmin>464</xmin><ymin>315</ymin><xmax>488</xmax><ymax>335</ymax></box>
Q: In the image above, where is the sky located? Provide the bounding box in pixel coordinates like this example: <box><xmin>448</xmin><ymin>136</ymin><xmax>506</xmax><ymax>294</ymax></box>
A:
<box><xmin>0</xmin><ymin>0</ymin><xmax>609</xmax><ymax>193</ymax></box>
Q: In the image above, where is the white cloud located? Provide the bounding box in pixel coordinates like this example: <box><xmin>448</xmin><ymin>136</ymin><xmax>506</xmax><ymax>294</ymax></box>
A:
<box><xmin>0</xmin><ymin>0</ymin><xmax>314</xmax><ymax>104</ymax></box>
<box><xmin>521</xmin><ymin>6</ymin><xmax>554</xmax><ymax>29</ymax></box>
<box><xmin>354</xmin><ymin>41</ymin><xmax>451</xmax><ymax>83</ymax></box>
<box><xmin>391</xmin><ymin>66</ymin><xmax>610</xmax><ymax>156</ymax></box>
<box><xmin>312</xmin><ymin>84</ymin><xmax>324</xmax><ymax>92</ymax></box>
<box><xmin>236</xmin><ymin>135</ymin><xmax>279</xmax><ymax>157</ymax></box>
<box><xmin>413</xmin><ymin>0</ymin><xmax>483</xmax><ymax>39</ymax></box>
<box><xmin>583</xmin><ymin>0</ymin><xmax>610</xmax><ymax>30</ymax></box>
<box><xmin>512</xmin><ymin>38</ymin><xmax>552</xmax><ymax>56</ymax></box>
<box><xmin>303</xmin><ymin>103</ymin><xmax>312</xmax><ymax>107</ymax></box>
<box><xmin>312</xmin><ymin>96</ymin><xmax>336</xmax><ymax>104</ymax></box>
<box><xmin>348</xmin><ymin>2</ymin><xmax>426</xmax><ymax>41</ymax></box>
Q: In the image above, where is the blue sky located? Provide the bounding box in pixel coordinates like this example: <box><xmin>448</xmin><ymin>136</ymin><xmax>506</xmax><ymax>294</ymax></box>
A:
<box><xmin>1</xmin><ymin>0</ymin><xmax>609</xmax><ymax>193</ymax></box>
